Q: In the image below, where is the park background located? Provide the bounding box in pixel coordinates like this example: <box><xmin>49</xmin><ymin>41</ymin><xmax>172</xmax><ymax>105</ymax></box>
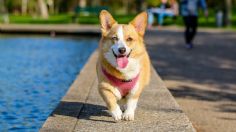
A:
<box><xmin>0</xmin><ymin>0</ymin><xmax>236</xmax><ymax>132</ymax></box>
<box><xmin>0</xmin><ymin>0</ymin><xmax>235</xmax><ymax>29</ymax></box>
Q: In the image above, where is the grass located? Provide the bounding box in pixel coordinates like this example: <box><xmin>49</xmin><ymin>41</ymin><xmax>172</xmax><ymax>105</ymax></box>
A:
<box><xmin>162</xmin><ymin>15</ymin><xmax>236</xmax><ymax>30</ymax></box>
<box><xmin>6</xmin><ymin>14</ymin><xmax>72</xmax><ymax>24</ymax></box>
<box><xmin>0</xmin><ymin>13</ymin><xmax>236</xmax><ymax>30</ymax></box>
<box><xmin>76</xmin><ymin>14</ymin><xmax>136</xmax><ymax>24</ymax></box>
<box><xmin>0</xmin><ymin>14</ymin><xmax>135</xmax><ymax>24</ymax></box>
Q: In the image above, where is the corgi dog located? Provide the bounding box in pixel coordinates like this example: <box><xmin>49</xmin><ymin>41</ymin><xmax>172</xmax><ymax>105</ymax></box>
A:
<box><xmin>96</xmin><ymin>10</ymin><xmax>150</xmax><ymax>121</ymax></box>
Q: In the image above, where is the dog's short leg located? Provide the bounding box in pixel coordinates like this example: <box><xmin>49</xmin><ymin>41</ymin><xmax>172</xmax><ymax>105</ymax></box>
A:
<box><xmin>110</xmin><ymin>104</ymin><xmax>122</xmax><ymax>121</ymax></box>
<box><xmin>122</xmin><ymin>98</ymin><xmax>138</xmax><ymax>121</ymax></box>
<box><xmin>99</xmin><ymin>83</ymin><xmax>122</xmax><ymax>121</ymax></box>
<box><xmin>122</xmin><ymin>81</ymin><xmax>142</xmax><ymax>121</ymax></box>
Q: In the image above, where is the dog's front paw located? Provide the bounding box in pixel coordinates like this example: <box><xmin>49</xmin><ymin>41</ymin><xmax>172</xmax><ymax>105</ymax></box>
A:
<box><xmin>110</xmin><ymin>105</ymin><xmax>122</xmax><ymax>121</ymax></box>
<box><xmin>122</xmin><ymin>110</ymin><xmax>134</xmax><ymax>121</ymax></box>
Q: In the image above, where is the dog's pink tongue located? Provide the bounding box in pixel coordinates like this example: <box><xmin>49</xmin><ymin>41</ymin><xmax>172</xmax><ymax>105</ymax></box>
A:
<box><xmin>116</xmin><ymin>57</ymin><xmax>128</xmax><ymax>68</ymax></box>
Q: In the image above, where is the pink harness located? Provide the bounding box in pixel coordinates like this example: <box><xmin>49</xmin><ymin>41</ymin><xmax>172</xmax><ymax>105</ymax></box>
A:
<box><xmin>102</xmin><ymin>67</ymin><xmax>139</xmax><ymax>96</ymax></box>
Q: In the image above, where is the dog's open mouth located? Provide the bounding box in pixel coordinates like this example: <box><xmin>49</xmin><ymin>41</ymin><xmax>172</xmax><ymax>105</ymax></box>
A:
<box><xmin>112</xmin><ymin>49</ymin><xmax>131</xmax><ymax>69</ymax></box>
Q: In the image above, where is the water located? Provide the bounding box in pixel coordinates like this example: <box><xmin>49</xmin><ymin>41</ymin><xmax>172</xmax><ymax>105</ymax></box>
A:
<box><xmin>0</xmin><ymin>36</ymin><xmax>98</xmax><ymax>131</ymax></box>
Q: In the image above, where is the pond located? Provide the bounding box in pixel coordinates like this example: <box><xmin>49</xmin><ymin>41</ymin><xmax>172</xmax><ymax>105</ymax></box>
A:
<box><xmin>0</xmin><ymin>36</ymin><xmax>98</xmax><ymax>131</ymax></box>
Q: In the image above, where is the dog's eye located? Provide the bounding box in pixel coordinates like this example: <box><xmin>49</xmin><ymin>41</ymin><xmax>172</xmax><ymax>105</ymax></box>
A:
<box><xmin>112</xmin><ymin>36</ymin><xmax>118</xmax><ymax>41</ymax></box>
<box><xmin>127</xmin><ymin>37</ymin><xmax>133</xmax><ymax>42</ymax></box>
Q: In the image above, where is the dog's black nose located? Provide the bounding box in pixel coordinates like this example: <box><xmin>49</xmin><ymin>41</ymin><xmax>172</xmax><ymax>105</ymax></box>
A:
<box><xmin>118</xmin><ymin>47</ymin><xmax>126</xmax><ymax>54</ymax></box>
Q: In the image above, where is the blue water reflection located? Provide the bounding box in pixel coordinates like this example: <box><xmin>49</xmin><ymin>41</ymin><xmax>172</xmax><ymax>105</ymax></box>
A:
<box><xmin>0</xmin><ymin>36</ymin><xmax>98</xmax><ymax>131</ymax></box>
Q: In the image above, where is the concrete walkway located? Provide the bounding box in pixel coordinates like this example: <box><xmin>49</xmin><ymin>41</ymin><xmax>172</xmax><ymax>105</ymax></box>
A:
<box><xmin>40</xmin><ymin>51</ymin><xmax>195</xmax><ymax>132</ymax></box>
<box><xmin>146</xmin><ymin>29</ymin><xmax>236</xmax><ymax>132</ymax></box>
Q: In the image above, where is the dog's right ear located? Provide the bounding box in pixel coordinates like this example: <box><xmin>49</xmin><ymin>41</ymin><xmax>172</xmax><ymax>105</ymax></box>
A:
<box><xmin>99</xmin><ymin>10</ymin><xmax>117</xmax><ymax>36</ymax></box>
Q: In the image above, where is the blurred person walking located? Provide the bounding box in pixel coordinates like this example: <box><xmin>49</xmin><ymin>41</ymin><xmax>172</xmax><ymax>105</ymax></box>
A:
<box><xmin>180</xmin><ymin>0</ymin><xmax>208</xmax><ymax>49</ymax></box>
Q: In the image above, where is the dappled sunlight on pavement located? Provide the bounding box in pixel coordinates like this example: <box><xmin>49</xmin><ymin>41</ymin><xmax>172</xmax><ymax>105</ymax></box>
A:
<box><xmin>146</xmin><ymin>29</ymin><xmax>236</xmax><ymax>132</ymax></box>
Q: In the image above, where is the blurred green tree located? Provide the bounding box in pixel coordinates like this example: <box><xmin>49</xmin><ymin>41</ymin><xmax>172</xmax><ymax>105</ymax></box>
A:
<box><xmin>37</xmin><ymin>0</ymin><xmax>48</xmax><ymax>19</ymax></box>
<box><xmin>146</xmin><ymin>0</ymin><xmax>161</xmax><ymax>7</ymax></box>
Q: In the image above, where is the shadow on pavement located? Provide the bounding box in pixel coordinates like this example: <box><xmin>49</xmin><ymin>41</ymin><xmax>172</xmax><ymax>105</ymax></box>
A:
<box><xmin>169</xmin><ymin>86</ymin><xmax>236</xmax><ymax>101</ymax></box>
<box><xmin>216</xmin><ymin>103</ymin><xmax>236</xmax><ymax>113</ymax></box>
<box><xmin>145</xmin><ymin>30</ymin><xmax>236</xmax><ymax>114</ymax></box>
<box><xmin>50</xmin><ymin>101</ymin><xmax>114</xmax><ymax>123</ymax></box>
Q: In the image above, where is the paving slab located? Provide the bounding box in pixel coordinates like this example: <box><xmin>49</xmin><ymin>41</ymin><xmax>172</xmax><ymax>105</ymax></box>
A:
<box><xmin>40</xmin><ymin>50</ymin><xmax>195</xmax><ymax>132</ymax></box>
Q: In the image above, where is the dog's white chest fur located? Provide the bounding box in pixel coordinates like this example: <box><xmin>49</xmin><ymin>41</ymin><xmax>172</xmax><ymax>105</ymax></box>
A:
<box><xmin>117</xmin><ymin>58</ymin><xmax>140</xmax><ymax>79</ymax></box>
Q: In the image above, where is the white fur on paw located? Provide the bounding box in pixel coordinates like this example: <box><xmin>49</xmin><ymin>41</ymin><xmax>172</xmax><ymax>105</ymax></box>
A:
<box><xmin>110</xmin><ymin>105</ymin><xmax>122</xmax><ymax>121</ymax></box>
<box><xmin>122</xmin><ymin>110</ymin><xmax>134</xmax><ymax>121</ymax></box>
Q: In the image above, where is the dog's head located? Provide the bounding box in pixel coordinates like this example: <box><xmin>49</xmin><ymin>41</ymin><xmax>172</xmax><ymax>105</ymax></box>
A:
<box><xmin>99</xmin><ymin>10</ymin><xmax>147</xmax><ymax>69</ymax></box>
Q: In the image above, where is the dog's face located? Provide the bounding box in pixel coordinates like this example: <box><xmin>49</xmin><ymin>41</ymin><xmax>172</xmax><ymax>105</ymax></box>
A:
<box><xmin>99</xmin><ymin>10</ymin><xmax>147</xmax><ymax>69</ymax></box>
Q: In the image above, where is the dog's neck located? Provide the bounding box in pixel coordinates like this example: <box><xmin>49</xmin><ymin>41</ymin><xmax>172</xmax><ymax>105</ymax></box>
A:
<box><xmin>101</xmin><ymin>54</ymin><xmax>141</xmax><ymax>80</ymax></box>
<box><xmin>101</xmin><ymin>66</ymin><xmax>139</xmax><ymax>96</ymax></box>
<box><xmin>101</xmin><ymin>54</ymin><xmax>125</xmax><ymax>79</ymax></box>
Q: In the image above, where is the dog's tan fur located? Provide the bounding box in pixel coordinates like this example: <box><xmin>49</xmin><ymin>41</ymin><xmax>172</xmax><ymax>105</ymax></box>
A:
<box><xmin>96</xmin><ymin>10</ymin><xmax>150</xmax><ymax>121</ymax></box>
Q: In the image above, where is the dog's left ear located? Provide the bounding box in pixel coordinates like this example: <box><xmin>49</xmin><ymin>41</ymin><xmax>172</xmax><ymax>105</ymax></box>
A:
<box><xmin>129</xmin><ymin>12</ymin><xmax>147</xmax><ymax>36</ymax></box>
